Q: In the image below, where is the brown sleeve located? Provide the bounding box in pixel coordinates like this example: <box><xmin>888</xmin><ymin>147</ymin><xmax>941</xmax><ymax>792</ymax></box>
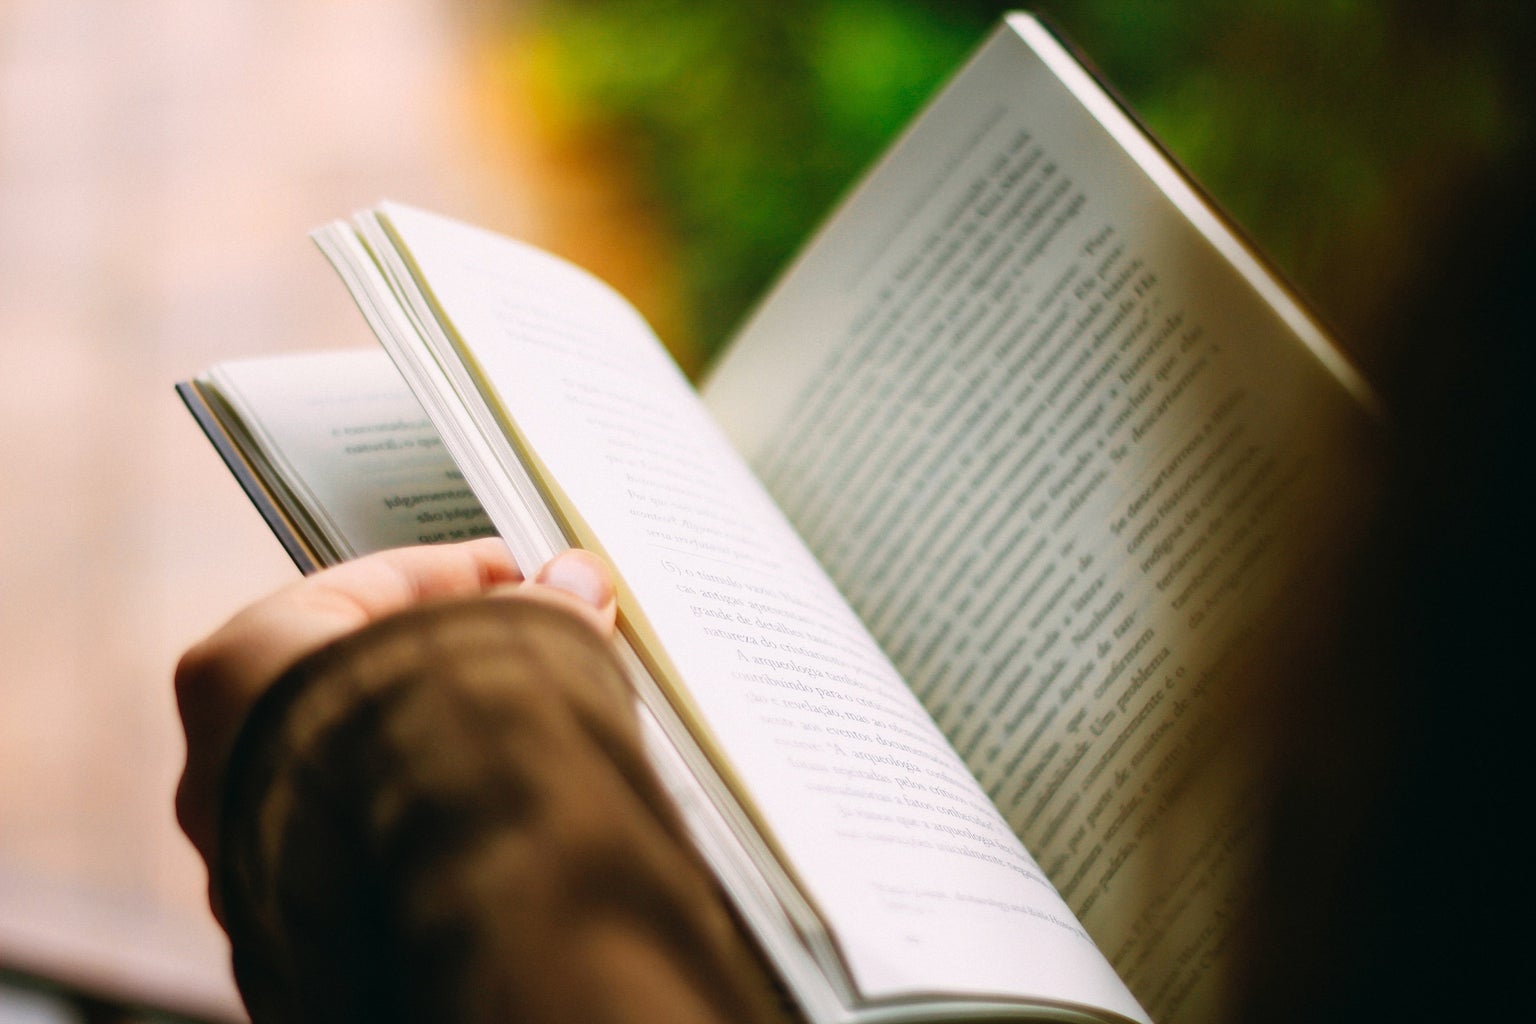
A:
<box><xmin>217</xmin><ymin>597</ymin><xmax>787</xmax><ymax>1024</ymax></box>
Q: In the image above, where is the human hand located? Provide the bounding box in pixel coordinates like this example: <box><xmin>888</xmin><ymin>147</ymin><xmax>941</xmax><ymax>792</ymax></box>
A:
<box><xmin>173</xmin><ymin>539</ymin><xmax>616</xmax><ymax>889</ymax></box>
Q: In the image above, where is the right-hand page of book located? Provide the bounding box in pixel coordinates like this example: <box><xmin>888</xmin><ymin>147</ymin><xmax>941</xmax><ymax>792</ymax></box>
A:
<box><xmin>704</xmin><ymin>14</ymin><xmax>1373</xmax><ymax>1023</ymax></box>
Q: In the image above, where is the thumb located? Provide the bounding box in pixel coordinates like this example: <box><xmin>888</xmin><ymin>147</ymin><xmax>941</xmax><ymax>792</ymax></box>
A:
<box><xmin>495</xmin><ymin>549</ymin><xmax>618</xmax><ymax>635</ymax></box>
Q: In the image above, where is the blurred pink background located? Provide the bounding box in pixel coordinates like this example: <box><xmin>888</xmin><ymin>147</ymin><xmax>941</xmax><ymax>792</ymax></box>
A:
<box><xmin>0</xmin><ymin>1</ymin><xmax>598</xmax><ymax>1017</ymax></box>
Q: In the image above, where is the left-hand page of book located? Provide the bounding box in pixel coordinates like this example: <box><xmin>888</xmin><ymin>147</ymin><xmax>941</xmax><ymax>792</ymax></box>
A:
<box><xmin>188</xmin><ymin>349</ymin><xmax>493</xmax><ymax>567</ymax></box>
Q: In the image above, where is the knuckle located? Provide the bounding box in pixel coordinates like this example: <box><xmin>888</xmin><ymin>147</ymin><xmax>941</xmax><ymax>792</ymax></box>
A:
<box><xmin>172</xmin><ymin>644</ymin><xmax>209</xmax><ymax>705</ymax></box>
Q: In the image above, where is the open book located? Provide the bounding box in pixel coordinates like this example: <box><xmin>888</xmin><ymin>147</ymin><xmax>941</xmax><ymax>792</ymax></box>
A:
<box><xmin>179</xmin><ymin>13</ymin><xmax>1376</xmax><ymax>1024</ymax></box>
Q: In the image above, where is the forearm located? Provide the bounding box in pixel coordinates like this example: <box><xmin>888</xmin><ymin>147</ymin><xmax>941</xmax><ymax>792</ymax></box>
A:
<box><xmin>217</xmin><ymin>598</ymin><xmax>782</xmax><ymax>1024</ymax></box>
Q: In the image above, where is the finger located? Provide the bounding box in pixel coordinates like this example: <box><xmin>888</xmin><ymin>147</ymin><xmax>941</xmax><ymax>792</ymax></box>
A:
<box><xmin>300</xmin><ymin>536</ymin><xmax>524</xmax><ymax>624</ymax></box>
<box><xmin>529</xmin><ymin>549</ymin><xmax>619</xmax><ymax>635</ymax></box>
<box><xmin>184</xmin><ymin>538</ymin><xmax>524</xmax><ymax>709</ymax></box>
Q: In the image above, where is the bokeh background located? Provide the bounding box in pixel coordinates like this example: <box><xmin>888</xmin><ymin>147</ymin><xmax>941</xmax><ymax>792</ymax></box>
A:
<box><xmin>1</xmin><ymin>1</ymin><xmax>1529</xmax><ymax>1020</ymax></box>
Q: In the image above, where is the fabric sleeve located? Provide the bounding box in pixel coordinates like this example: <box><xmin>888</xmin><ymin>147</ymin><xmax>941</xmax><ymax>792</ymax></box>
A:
<box><xmin>216</xmin><ymin>597</ymin><xmax>788</xmax><ymax>1024</ymax></box>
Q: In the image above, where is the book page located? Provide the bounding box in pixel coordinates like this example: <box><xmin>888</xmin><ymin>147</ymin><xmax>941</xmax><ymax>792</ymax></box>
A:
<box><xmin>704</xmin><ymin>17</ymin><xmax>1369</xmax><ymax>1023</ymax></box>
<box><xmin>374</xmin><ymin>202</ymin><xmax>1147</xmax><ymax>1021</ymax></box>
<box><xmin>206</xmin><ymin>350</ymin><xmax>493</xmax><ymax>562</ymax></box>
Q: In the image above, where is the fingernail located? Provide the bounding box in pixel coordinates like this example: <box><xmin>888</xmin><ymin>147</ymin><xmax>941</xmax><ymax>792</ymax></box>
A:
<box><xmin>535</xmin><ymin>550</ymin><xmax>614</xmax><ymax>610</ymax></box>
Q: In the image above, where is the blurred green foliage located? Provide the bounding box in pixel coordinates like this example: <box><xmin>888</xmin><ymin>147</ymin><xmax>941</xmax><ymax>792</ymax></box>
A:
<box><xmin>531</xmin><ymin>0</ymin><xmax>1531</xmax><ymax>367</ymax></box>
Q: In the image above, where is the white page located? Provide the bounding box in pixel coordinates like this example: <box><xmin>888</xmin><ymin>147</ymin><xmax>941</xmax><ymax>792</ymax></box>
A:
<box><xmin>376</xmin><ymin>202</ymin><xmax>1147</xmax><ymax>1021</ymax></box>
<box><xmin>209</xmin><ymin>350</ymin><xmax>493</xmax><ymax>558</ymax></box>
<box><xmin>703</xmin><ymin>17</ymin><xmax>1369</xmax><ymax>1023</ymax></box>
